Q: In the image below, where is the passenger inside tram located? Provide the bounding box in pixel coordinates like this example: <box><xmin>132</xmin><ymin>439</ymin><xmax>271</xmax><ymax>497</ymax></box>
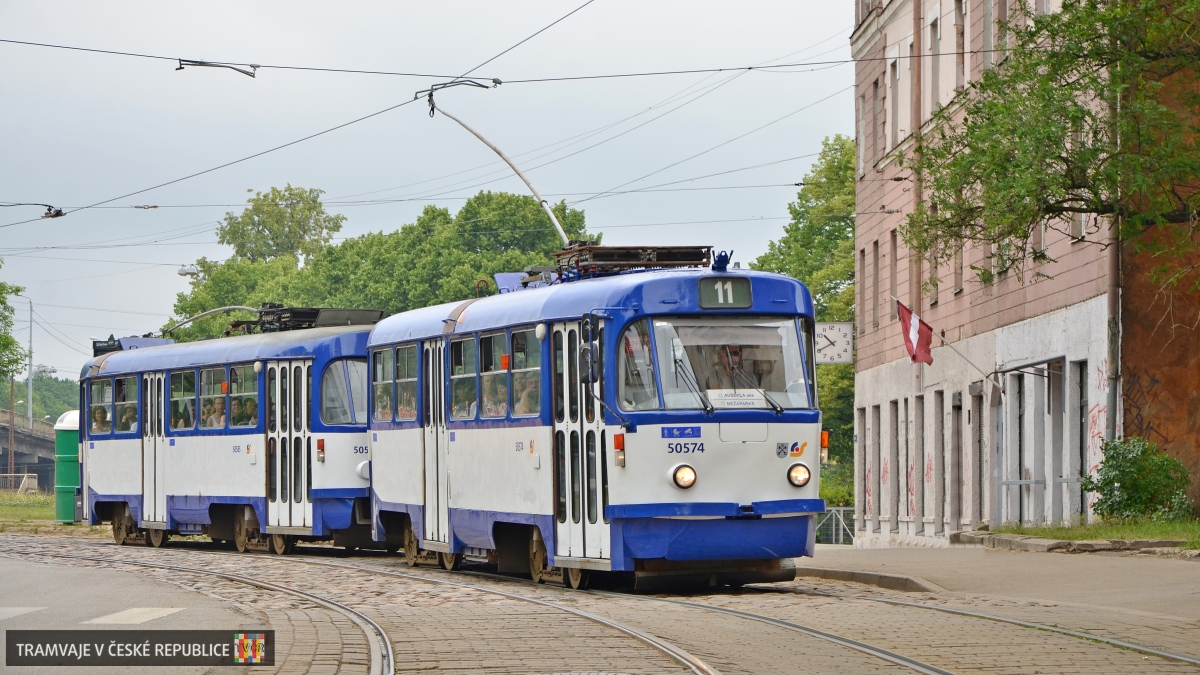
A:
<box><xmin>482</xmin><ymin>377</ymin><xmax>509</xmax><ymax>417</ymax></box>
<box><xmin>172</xmin><ymin>400</ymin><xmax>194</xmax><ymax>429</ymax></box>
<box><xmin>90</xmin><ymin>406</ymin><xmax>111</xmax><ymax>434</ymax></box>
<box><xmin>229</xmin><ymin>398</ymin><xmax>244</xmax><ymax>426</ymax></box>
<box><xmin>115</xmin><ymin>404</ymin><xmax>138</xmax><ymax>433</ymax></box>
<box><xmin>245</xmin><ymin>399</ymin><xmax>258</xmax><ymax>426</ymax></box>
<box><xmin>205</xmin><ymin>398</ymin><xmax>226</xmax><ymax>428</ymax></box>
<box><xmin>513</xmin><ymin>371</ymin><xmax>540</xmax><ymax>415</ymax></box>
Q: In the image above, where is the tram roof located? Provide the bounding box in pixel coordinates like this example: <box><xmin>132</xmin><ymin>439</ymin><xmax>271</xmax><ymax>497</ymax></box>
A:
<box><xmin>370</xmin><ymin>267</ymin><xmax>812</xmax><ymax>346</ymax></box>
<box><xmin>81</xmin><ymin>325</ymin><xmax>371</xmax><ymax>379</ymax></box>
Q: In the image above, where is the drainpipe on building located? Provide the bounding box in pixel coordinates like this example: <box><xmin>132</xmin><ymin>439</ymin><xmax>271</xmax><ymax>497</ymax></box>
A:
<box><xmin>1106</xmin><ymin>221</ymin><xmax>1120</xmax><ymax>440</ymax></box>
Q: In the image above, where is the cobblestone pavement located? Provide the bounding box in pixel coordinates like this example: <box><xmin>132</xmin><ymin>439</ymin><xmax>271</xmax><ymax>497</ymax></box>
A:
<box><xmin>5</xmin><ymin>534</ymin><xmax>1200</xmax><ymax>674</ymax></box>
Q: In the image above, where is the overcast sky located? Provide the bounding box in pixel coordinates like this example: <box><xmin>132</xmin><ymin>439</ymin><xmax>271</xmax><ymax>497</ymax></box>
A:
<box><xmin>0</xmin><ymin>1</ymin><xmax>853</xmax><ymax>379</ymax></box>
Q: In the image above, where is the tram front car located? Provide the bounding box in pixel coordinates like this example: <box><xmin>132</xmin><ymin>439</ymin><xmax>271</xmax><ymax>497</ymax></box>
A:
<box><xmin>599</xmin><ymin>265</ymin><xmax>823</xmax><ymax>585</ymax></box>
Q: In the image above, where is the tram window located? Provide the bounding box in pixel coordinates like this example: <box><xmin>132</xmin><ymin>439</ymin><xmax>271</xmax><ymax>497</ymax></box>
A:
<box><xmin>306</xmin><ymin>437</ymin><xmax>313</xmax><ymax>502</ymax></box>
<box><xmin>373</xmin><ymin>348</ymin><xmax>394</xmax><ymax>422</ymax></box>
<box><xmin>553</xmin><ymin>331</ymin><xmax>565</xmax><ymax>423</ymax></box>
<box><xmin>480</xmin><ymin>333</ymin><xmax>509</xmax><ymax>419</ymax></box>
<box><xmin>112</xmin><ymin>377</ymin><xmax>138</xmax><ymax>433</ymax></box>
<box><xmin>268</xmin><ymin>437</ymin><xmax>277</xmax><ymax>502</ymax></box>
<box><xmin>395</xmin><ymin>345</ymin><xmax>418</xmax><ymax>421</ymax></box>
<box><xmin>618</xmin><ymin>319</ymin><xmax>660</xmax><ymax>411</ymax></box>
<box><xmin>293</xmin><ymin>365</ymin><xmax>303</xmax><ymax>431</ymax></box>
<box><xmin>597</xmin><ymin>327</ymin><xmax>605</xmax><ymax>420</ymax></box>
<box><xmin>568</xmin><ymin>330</ymin><xmax>579</xmax><ymax>423</ymax></box>
<box><xmin>555</xmin><ymin>431</ymin><xmax>567</xmax><ymax>524</ymax></box>
<box><xmin>306</xmin><ymin>365</ymin><xmax>313</xmax><ymax>432</ymax></box>
<box><xmin>229</xmin><ymin>365</ymin><xmax>258</xmax><ymax>428</ymax></box>
<box><xmin>449</xmin><ymin>338</ymin><xmax>478</xmax><ymax>420</ymax></box>
<box><xmin>586</xmin><ymin>430</ymin><xmax>598</xmax><ymax>524</ymax></box>
<box><xmin>280</xmin><ymin>442</ymin><xmax>289</xmax><ymax>503</ymax></box>
<box><xmin>142</xmin><ymin>377</ymin><xmax>149</xmax><ymax>438</ymax></box>
<box><xmin>511</xmin><ymin>329</ymin><xmax>541</xmax><ymax>416</ymax></box>
<box><xmin>321</xmin><ymin>360</ymin><xmax>350</xmax><ymax>425</ymax></box>
<box><xmin>280</xmin><ymin>367</ymin><xmax>289</xmax><ymax>432</ymax></box>
<box><xmin>570</xmin><ymin>431</ymin><xmax>582</xmax><ymax>524</ymax></box>
<box><xmin>89</xmin><ymin>379</ymin><xmax>112</xmax><ymax>436</ymax></box>
<box><xmin>293</xmin><ymin>436</ymin><xmax>303</xmax><ymax>504</ymax></box>
<box><xmin>170</xmin><ymin>371</ymin><xmax>196</xmax><ymax>430</ymax></box>
<box><xmin>267</xmin><ymin>368</ymin><xmax>277</xmax><ymax>432</ymax></box>
<box><xmin>199</xmin><ymin>367</ymin><xmax>228</xmax><ymax>429</ymax></box>
<box><xmin>600</xmin><ymin>431</ymin><xmax>610</xmax><ymax>523</ymax></box>
<box><xmin>348</xmin><ymin>359</ymin><xmax>368</xmax><ymax>423</ymax></box>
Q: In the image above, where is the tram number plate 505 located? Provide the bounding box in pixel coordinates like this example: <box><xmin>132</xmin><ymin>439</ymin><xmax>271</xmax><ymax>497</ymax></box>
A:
<box><xmin>667</xmin><ymin>442</ymin><xmax>705</xmax><ymax>454</ymax></box>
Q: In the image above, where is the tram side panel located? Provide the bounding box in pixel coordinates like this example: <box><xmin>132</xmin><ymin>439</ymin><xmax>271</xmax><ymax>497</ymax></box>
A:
<box><xmin>369</xmin><ymin>426</ymin><xmax>424</xmax><ymax>540</ymax></box>
<box><xmin>162</xmin><ymin>431</ymin><xmax>266</xmax><ymax>532</ymax></box>
<box><xmin>85</xmin><ymin>437</ymin><xmax>143</xmax><ymax>524</ymax></box>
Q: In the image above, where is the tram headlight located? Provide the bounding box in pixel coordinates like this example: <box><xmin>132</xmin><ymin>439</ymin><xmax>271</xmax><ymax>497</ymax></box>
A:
<box><xmin>787</xmin><ymin>463</ymin><xmax>811</xmax><ymax>487</ymax></box>
<box><xmin>672</xmin><ymin>464</ymin><xmax>697</xmax><ymax>489</ymax></box>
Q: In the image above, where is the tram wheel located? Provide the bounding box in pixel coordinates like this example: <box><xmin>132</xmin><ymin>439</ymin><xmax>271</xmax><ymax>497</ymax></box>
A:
<box><xmin>564</xmin><ymin>567</ymin><xmax>590</xmax><ymax>590</ymax></box>
<box><xmin>233</xmin><ymin>512</ymin><xmax>250</xmax><ymax>553</ymax></box>
<box><xmin>147</xmin><ymin>528</ymin><xmax>169</xmax><ymax>548</ymax></box>
<box><xmin>439</xmin><ymin>551</ymin><xmax>462</xmax><ymax>571</ymax></box>
<box><xmin>111</xmin><ymin>505</ymin><xmax>129</xmax><ymax>545</ymax></box>
<box><xmin>402</xmin><ymin>520</ymin><xmax>419</xmax><ymax>568</ymax></box>
<box><xmin>529</xmin><ymin>529</ymin><xmax>547</xmax><ymax>584</ymax></box>
<box><xmin>270</xmin><ymin>534</ymin><xmax>290</xmax><ymax>555</ymax></box>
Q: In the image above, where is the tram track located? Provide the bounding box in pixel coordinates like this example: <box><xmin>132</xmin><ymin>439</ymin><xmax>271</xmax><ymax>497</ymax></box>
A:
<box><xmin>11</xmin><ymin>534</ymin><xmax>1200</xmax><ymax>672</ymax></box>
<box><xmin>7</xmin><ymin>547</ymin><xmax>395</xmax><ymax>675</ymax></box>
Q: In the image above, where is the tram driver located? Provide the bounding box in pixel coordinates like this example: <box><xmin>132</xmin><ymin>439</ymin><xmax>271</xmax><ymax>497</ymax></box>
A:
<box><xmin>705</xmin><ymin>344</ymin><xmax>745</xmax><ymax>390</ymax></box>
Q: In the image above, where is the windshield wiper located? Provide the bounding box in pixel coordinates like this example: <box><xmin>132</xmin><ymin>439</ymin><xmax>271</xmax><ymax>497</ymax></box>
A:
<box><xmin>674</xmin><ymin>358</ymin><xmax>714</xmax><ymax>414</ymax></box>
<box><xmin>731</xmin><ymin>368</ymin><xmax>786</xmax><ymax>415</ymax></box>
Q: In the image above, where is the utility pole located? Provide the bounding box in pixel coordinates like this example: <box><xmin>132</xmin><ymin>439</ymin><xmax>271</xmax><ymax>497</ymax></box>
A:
<box><xmin>26</xmin><ymin>299</ymin><xmax>32</xmax><ymax>430</ymax></box>
<box><xmin>8</xmin><ymin>376</ymin><xmax>15</xmax><ymax>487</ymax></box>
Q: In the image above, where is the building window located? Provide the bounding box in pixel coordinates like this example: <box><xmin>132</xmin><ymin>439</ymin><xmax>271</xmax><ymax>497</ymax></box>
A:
<box><xmin>872</xmin><ymin>240</ymin><xmax>881</xmax><ymax>327</ymax></box>
<box><xmin>954</xmin><ymin>243</ymin><xmax>965</xmax><ymax>293</ymax></box>
<box><xmin>983</xmin><ymin>0</ymin><xmax>994</xmax><ymax>67</ymax></box>
<box><xmin>889</xmin><ymin>62</ymin><xmax>900</xmax><ymax>148</ymax></box>
<box><xmin>859</xmin><ymin>248</ymin><xmax>867</xmax><ymax>334</ymax></box>
<box><xmin>872</xmin><ymin>80</ymin><xmax>881</xmax><ymax>165</ymax></box>
<box><xmin>955</xmin><ymin>0</ymin><xmax>966</xmax><ymax>89</ymax></box>
<box><xmin>857</xmin><ymin>95</ymin><xmax>867</xmax><ymax>176</ymax></box>
<box><xmin>890</xmin><ymin>230</ymin><xmax>899</xmax><ymax>318</ymax></box>
<box><xmin>930</xmin><ymin>19</ymin><xmax>941</xmax><ymax>113</ymax></box>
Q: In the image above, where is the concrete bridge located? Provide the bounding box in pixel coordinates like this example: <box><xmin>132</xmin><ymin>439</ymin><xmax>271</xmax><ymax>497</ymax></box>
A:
<box><xmin>1</xmin><ymin>410</ymin><xmax>57</xmax><ymax>492</ymax></box>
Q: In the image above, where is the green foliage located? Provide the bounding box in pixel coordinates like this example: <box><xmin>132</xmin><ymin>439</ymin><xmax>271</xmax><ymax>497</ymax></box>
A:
<box><xmin>902</xmin><ymin>0</ymin><xmax>1200</xmax><ymax>279</ymax></box>
<box><xmin>754</xmin><ymin>135</ymin><xmax>856</xmax><ymax>467</ymax></box>
<box><xmin>218</xmin><ymin>184</ymin><xmax>346</xmax><ymax>262</ymax></box>
<box><xmin>1082</xmin><ymin>436</ymin><xmax>1194</xmax><ymax>521</ymax></box>
<box><xmin>0</xmin><ymin>374</ymin><xmax>79</xmax><ymax>422</ymax></box>
<box><xmin>0</xmin><ymin>262</ymin><xmax>26</xmax><ymax>379</ymax></box>
<box><xmin>820</xmin><ymin>460</ymin><xmax>854</xmax><ymax>507</ymax></box>
<box><xmin>169</xmin><ymin>191</ymin><xmax>593</xmax><ymax>341</ymax></box>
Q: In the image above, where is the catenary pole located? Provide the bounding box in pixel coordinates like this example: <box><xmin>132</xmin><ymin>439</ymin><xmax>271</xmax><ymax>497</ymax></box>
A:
<box><xmin>26</xmin><ymin>299</ymin><xmax>32</xmax><ymax>429</ymax></box>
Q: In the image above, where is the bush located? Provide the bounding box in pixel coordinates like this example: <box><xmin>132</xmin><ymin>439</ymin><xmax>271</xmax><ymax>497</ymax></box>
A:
<box><xmin>1082</xmin><ymin>437</ymin><xmax>1193</xmax><ymax>521</ymax></box>
<box><xmin>820</xmin><ymin>461</ymin><xmax>854</xmax><ymax>507</ymax></box>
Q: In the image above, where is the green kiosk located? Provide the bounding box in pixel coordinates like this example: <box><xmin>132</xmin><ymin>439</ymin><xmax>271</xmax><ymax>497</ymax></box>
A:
<box><xmin>53</xmin><ymin>410</ymin><xmax>80</xmax><ymax>524</ymax></box>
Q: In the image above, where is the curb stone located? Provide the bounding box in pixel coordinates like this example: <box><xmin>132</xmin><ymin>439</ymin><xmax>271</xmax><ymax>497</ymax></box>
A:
<box><xmin>953</xmin><ymin>531</ymin><xmax>1184</xmax><ymax>553</ymax></box>
<box><xmin>793</xmin><ymin>565</ymin><xmax>946</xmax><ymax>593</ymax></box>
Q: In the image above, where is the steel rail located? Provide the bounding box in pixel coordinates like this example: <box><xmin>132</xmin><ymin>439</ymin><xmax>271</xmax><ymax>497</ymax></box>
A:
<box><xmin>757</xmin><ymin>586</ymin><xmax>1200</xmax><ymax>668</ymax></box>
<box><xmin>9</xmin><ymin>549</ymin><xmax>394</xmax><ymax>675</ymax></box>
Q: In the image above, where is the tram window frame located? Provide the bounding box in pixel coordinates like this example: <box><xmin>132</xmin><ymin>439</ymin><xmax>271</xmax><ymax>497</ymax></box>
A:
<box><xmin>395</xmin><ymin>344</ymin><xmax>418</xmax><ymax>421</ymax></box>
<box><xmin>372</xmin><ymin>348</ymin><xmax>395</xmax><ymax>422</ymax></box>
<box><xmin>570</xmin><ymin>430</ymin><xmax>582</xmax><ymax>524</ymax></box>
<box><xmin>511</xmin><ymin>328</ymin><xmax>541</xmax><ymax>417</ymax></box>
<box><xmin>88</xmin><ymin>378</ymin><xmax>113</xmax><ymax>437</ymax></box>
<box><xmin>268</xmin><ymin>437</ymin><xmax>277</xmax><ymax>502</ymax></box>
<box><xmin>553</xmin><ymin>330</ymin><xmax>565</xmax><ymax>423</ymax></box>
<box><xmin>586</xmin><ymin>430</ymin><xmax>598</xmax><ymax>524</ymax></box>
<box><xmin>169</xmin><ymin>370</ymin><xmax>197</xmax><ymax>431</ymax></box>
<box><xmin>307</xmin><ymin>364</ymin><xmax>314</xmax><ymax>432</ymax></box>
<box><xmin>292</xmin><ymin>365</ymin><xmax>303</xmax><ymax>432</ymax></box>
<box><xmin>600</xmin><ymin>430</ymin><xmax>610</xmax><ymax>523</ymax></box>
<box><xmin>228</xmin><ymin>364</ymin><xmax>258</xmax><ymax>428</ymax></box>
<box><xmin>106</xmin><ymin>376</ymin><xmax>137</xmax><ymax>435</ymax></box>
<box><xmin>321</xmin><ymin>358</ymin><xmax>369</xmax><ymax>426</ymax></box>
<box><xmin>449</xmin><ymin>337</ymin><xmax>478</xmax><ymax>421</ymax></box>
<box><xmin>267</xmin><ymin>367</ymin><xmax>277</xmax><ymax>433</ymax></box>
<box><xmin>292</xmin><ymin>436</ymin><xmax>303</xmax><ymax>504</ymax></box>
<box><xmin>617</xmin><ymin>319</ymin><xmax>661</xmax><ymax>411</ymax></box>
<box><xmin>199</xmin><ymin>367</ymin><xmax>228</xmax><ymax>430</ymax></box>
<box><xmin>554</xmin><ymin>430</ymin><xmax>567</xmax><ymax>524</ymax></box>
<box><xmin>480</xmin><ymin>332</ymin><xmax>509</xmax><ymax>419</ymax></box>
<box><xmin>567</xmin><ymin>329</ymin><xmax>579</xmax><ymax>423</ymax></box>
<box><xmin>142</xmin><ymin>377</ymin><xmax>150</xmax><ymax>439</ymax></box>
<box><xmin>280</xmin><ymin>367</ymin><xmax>289</xmax><ymax>433</ymax></box>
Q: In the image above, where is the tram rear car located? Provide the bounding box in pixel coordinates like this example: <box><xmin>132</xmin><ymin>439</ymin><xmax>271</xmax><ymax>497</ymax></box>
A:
<box><xmin>369</xmin><ymin>263</ymin><xmax>824</xmax><ymax>587</ymax></box>
<box><xmin>81</xmin><ymin>325</ymin><xmax>376</xmax><ymax>553</ymax></box>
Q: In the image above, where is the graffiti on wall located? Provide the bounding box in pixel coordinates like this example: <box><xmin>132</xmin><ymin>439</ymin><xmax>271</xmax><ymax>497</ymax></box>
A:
<box><xmin>907</xmin><ymin>462</ymin><xmax>916</xmax><ymax>516</ymax></box>
<box><xmin>1123</xmin><ymin>366</ymin><xmax>1172</xmax><ymax>447</ymax></box>
<box><xmin>864</xmin><ymin>466</ymin><xmax>873</xmax><ymax>517</ymax></box>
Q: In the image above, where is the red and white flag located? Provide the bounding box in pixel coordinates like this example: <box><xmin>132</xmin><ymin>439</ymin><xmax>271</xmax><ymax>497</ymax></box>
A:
<box><xmin>896</xmin><ymin>300</ymin><xmax>934</xmax><ymax>365</ymax></box>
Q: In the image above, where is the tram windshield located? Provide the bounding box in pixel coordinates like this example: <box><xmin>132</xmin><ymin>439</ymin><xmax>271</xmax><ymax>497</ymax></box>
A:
<box><xmin>653</xmin><ymin>316</ymin><xmax>812</xmax><ymax>410</ymax></box>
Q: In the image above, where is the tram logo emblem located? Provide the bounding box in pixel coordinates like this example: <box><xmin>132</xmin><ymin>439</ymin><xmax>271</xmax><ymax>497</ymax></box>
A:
<box><xmin>233</xmin><ymin>632</ymin><xmax>267</xmax><ymax>664</ymax></box>
<box><xmin>776</xmin><ymin>443</ymin><xmax>788</xmax><ymax>458</ymax></box>
<box><xmin>790</xmin><ymin>442</ymin><xmax>807</xmax><ymax>458</ymax></box>
<box><xmin>661</xmin><ymin>426</ymin><xmax>701</xmax><ymax>439</ymax></box>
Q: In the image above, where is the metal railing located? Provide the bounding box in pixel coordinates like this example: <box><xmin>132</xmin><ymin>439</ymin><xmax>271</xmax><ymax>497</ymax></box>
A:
<box><xmin>0</xmin><ymin>473</ymin><xmax>39</xmax><ymax>493</ymax></box>
<box><xmin>0</xmin><ymin>409</ymin><xmax>55</xmax><ymax>439</ymax></box>
<box><xmin>815</xmin><ymin>506</ymin><xmax>855</xmax><ymax>545</ymax></box>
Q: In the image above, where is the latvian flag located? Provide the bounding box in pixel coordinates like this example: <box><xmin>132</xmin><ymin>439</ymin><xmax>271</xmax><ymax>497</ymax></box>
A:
<box><xmin>896</xmin><ymin>300</ymin><xmax>934</xmax><ymax>365</ymax></box>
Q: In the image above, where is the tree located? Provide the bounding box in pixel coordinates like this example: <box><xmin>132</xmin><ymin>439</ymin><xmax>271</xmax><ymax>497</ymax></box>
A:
<box><xmin>218</xmin><ymin>184</ymin><xmax>345</xmax><ymax>263</ymax></box>
<box><xmin>754</xmin><ymin>135</ymin><xmax>856</xmax><ymax>472</ymax></box>
<box><xmin>901</xmin><ymin>0</ymin><xmax>1200</xmax><ymax>281</ymax></box>
<box><xmin>0</xmin><ymin>261</ymin><xmax>26</xmax><ymax>379</ymax></box>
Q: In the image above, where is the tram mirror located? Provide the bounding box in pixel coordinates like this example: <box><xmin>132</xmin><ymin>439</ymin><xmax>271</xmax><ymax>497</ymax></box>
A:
<box><xmin>580</xmin><ymin>342</ymin><xmax>600</xmax><ymax>384</ymax></box>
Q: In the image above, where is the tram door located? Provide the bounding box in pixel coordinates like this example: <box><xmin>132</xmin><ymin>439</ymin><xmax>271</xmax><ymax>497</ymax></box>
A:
<box><xmin>141</xmin><ymin>372</ymin><xmax>166</xmax><ymax>523</ymax></box>
<box><xmin>423</xmin><ymin>340</ymin><xmax>450</xmax><ymax>547</ymax></box>
<box><xmin>267</xmin><ymin>361</ymin><xmax>313</xmax><ymax>528</ymax></box>
<box><xmin>552</xmin><ymin>321</ymin><xmax>609</xmax><ymax>560</ymax></box>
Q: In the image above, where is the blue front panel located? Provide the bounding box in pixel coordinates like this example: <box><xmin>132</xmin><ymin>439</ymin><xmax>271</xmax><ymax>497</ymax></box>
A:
<box><xmin>608</xmin><ymin>514</ymin><xmax>816</xmax><ymax>571</ymax></box>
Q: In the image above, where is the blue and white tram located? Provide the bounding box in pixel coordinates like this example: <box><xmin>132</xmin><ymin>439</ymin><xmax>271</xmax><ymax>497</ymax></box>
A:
<box><xmin>81</xmin><ymin>325</ymin><xmax>377</xmax><ymax>553</ymax></box>
<box><xmin>368</xmin><ymin>258</ymin><xmax>824</xmax><ymax>587</ymax></box>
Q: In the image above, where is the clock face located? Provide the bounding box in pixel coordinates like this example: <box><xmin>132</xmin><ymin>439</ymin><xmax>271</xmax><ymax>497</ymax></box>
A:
<box><xmin>814</xmin><ymin>322</ymin><xmax>854</xmax><ymax>364</ymax></box>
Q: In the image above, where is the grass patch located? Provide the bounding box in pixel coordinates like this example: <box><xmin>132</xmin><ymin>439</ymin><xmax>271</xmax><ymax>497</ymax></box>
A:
<box><xmin>996</xmin><ymin>519</ymin><xmax>1200</xmax><ymax>546</ymax></box>
<box><xmin>0</xmin><ymin>491</ymin><xmax>55</xmax><ymax>521</ymax></box>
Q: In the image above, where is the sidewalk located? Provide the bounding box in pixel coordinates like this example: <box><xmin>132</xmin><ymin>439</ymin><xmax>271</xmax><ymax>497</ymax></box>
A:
<box><xmin>804</xmin><ymin>544</ymin><xmax>1200</xmax><ymax>620</ymax></box>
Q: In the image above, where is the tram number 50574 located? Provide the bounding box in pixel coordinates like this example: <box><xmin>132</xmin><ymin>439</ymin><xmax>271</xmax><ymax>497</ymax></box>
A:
<box><xmin>667</xmin><ymin>442</ymin><xmax>705</xmax><ymax>454</ymax></box>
